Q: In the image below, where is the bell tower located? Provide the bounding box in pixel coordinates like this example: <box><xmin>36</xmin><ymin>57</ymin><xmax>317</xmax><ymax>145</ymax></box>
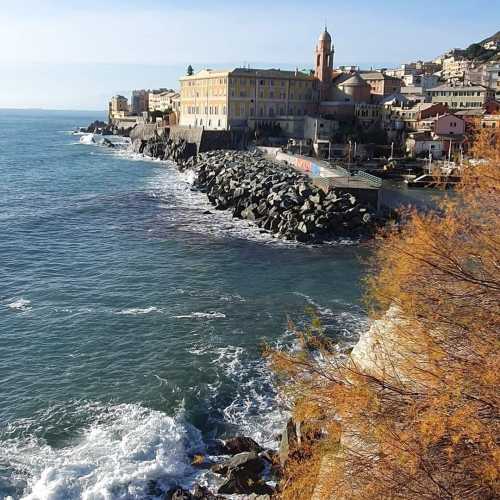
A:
<box><xmin>315</xmin><ymin>26</ymin><xmax>334</xmax><ymax>101</ymax></box>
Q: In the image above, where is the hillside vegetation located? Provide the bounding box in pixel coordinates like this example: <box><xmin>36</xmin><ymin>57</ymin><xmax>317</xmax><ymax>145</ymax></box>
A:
<box><xmin>268</xmin><ymin>126</ymin><xmax>500</xmax><ymax>499</ymax></box>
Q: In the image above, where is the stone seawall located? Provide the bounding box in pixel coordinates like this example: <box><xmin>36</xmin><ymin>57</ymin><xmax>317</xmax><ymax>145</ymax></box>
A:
<box><xmin>129</xmin><ymin>125</ymin><xmax>242</xmax><ymax>164</ymax></box>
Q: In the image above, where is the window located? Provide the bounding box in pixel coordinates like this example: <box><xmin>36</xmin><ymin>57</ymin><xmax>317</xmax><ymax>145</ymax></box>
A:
<box><xmin>260</xmin><ymin>80</ymin><xmax>264</xmax><ymax>85</ymax></box>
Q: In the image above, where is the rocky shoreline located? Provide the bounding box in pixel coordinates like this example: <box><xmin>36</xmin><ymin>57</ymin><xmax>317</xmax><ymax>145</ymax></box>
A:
<box><xmin>151</xmin><ymin>433</ymin><xmax>296</xmax><ymax>499</ymax></box>
<box><xmin>86</xmin><ymin>122</ymin><xmax>380</xmax><ymax>243</ymax></box>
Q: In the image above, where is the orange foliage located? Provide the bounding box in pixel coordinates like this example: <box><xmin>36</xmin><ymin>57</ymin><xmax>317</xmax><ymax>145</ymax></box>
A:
<box><xmin>267</xmin><ymin>127</ymin><xmax>500</xmax><ymax>499</ymax></box>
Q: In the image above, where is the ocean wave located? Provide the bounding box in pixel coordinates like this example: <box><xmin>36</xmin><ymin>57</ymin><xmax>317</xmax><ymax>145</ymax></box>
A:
<box><xmin>116</xmin><ymin>306</ymin><xmax>161</xmax><ymax>316</ymax></box>
<box><xmin>6</xmin><ymin>298</ymin><xmax>31</xmax><ymax>312</ymax></box>
<box><xmin>219</xmin><ymin>294</ymin><xmax>246</xmax><ymax>303</ymax></box>
<box><xmin>1</xmin><ymin>403</ymin><xmax>204</xmax><ymax>500</ymax></box>
<box><xmin>79</xmin><ymin>134</ymin><xmax>95</xmax><ymax>145</ymax></box>
<box><xmin>173</xmin><ymin>311</ymin><xmax>226</xmax><ymax>320</ymax></box>
<box><xmin>209</xmin><ymin>344</ymin><xmax>288</xmax><ymax>449</ymax></box>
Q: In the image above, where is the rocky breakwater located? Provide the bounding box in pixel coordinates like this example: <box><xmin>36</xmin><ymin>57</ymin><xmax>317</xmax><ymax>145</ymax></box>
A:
<box><xmin>181</xmin><ymin>150</ymin><xmax>377</xmax><ymax>243</ymax></box>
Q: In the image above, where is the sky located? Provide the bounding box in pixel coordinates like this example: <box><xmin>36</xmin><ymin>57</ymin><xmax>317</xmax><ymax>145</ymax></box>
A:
<box><xmin>1</xmin><ymin>0</ymin><xmax>499</xmax><ymax>110</ymax></box>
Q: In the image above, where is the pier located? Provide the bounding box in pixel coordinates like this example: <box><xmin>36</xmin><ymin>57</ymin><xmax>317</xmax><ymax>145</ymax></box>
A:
<box><xmin>260</xmin><ymin>148</ymin><xmax>382</xmax><ymax>211</ymax></box>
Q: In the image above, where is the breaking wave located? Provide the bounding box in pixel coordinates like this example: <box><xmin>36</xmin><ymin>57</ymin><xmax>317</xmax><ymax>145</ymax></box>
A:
<box><xmin>116</xmin><ymin>306</ymin><xmax>161</xmax><ymax>316</ymax></box>
<box><xmin>1</xmin><ymin>403</ymin><xmax>205</xmax><ymax>500</ymax></box>
<box><xmin>173</xmin><ymin>311</ymin><xmax>226</xmax><ymax>320</ymax></box>
<box><xmin>6</xmin><ymin>298</ymin><xmax>32</xmax><ymax>312</ymax></box>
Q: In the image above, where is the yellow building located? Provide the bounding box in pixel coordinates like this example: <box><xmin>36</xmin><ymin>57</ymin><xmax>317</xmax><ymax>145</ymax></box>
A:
<box><xmin>108</xmin><ymin>95</ymin><xmax>129</xmax><ymax>121</ymax></box>
<box><xmin>179</xmin><ymin>68</ymin><xmax>317</xmax><ymax>133</ymax></box>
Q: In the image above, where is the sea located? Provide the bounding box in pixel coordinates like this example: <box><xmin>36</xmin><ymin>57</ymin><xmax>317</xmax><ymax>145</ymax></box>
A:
<box><xmin>0</xmin><ymin>109</ymin><xmax>370</xmax><ymax>499</ymax></box>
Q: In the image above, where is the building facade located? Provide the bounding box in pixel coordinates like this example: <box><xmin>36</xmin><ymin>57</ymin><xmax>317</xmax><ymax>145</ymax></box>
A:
<box><xmin>148</xmin><ymin>89</ymin><xmax>177</xmax><ymax>113</ymax></box>
<box><xmin>108</xmin><ymin>95</ymin><xmax>129</xmax><ymax>121</ymax></box>
<box><xmin>131</xmin><ymin>90</ymin><xmax>149</xmax><ymax>115</ymax></box>
<box><xmin>486</xmin><ymin>62</ymin><xmax>500</xmax><ymax>100</ymax></box>
<box><xmin>426</xmin><ymin>84</ymin><xmax>495</xmax><ymax>109</ymax></box>
<box><xmin>179</xmin><ymin>67</ymin><xmax>317</xmax><ymax>131</ymax></box>
<box><xmin>359</xmin><ymin>72</ymin><xmax>402</xmax><ymax>99</ymax></box>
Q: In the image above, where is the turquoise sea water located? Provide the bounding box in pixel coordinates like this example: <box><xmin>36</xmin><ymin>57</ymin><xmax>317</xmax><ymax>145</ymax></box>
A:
<box><xmin>0</xmin><ymin>110</ymin><xmax>369</xmax><ymax>499</ymax></box>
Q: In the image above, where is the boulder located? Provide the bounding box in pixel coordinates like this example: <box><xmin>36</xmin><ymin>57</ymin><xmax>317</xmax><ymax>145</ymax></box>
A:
<box><xmin>192</xmin><ymin>485</ymin><xmax>224</xmax><ymax>499</ymax></box>
<box><xmin>212</xmin><ymin>451</ymin><xmax>264</xmax><ymax>477</ymax></box>
<box><xmin>164</xmin><ymin>486</ymin><xmax>192</xmax><ymax>500</ymax></box>
<box><xmin>279</xmin><ymin>418</ymin><xmax>301</xmax><ymax>466</ymax></box>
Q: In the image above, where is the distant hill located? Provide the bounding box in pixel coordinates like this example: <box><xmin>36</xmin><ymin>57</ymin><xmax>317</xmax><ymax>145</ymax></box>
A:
<box><xmin>453</xmin><ymin>32</ymin><xmax>500</xmax><ymax>63</ymax></box>
<box><xmin>442</xmin><ymin>32</ymin><xmax>500</xmax><ymax>64</ymax></box>
<box><xmin>479</xmin><ymin>31</ymin><xmax>500</xmax><ymax>46</ymax></box>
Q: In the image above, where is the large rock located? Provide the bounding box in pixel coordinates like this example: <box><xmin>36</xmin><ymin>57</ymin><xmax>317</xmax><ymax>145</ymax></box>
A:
<box><xmin>279</xmin><ymin>418</ymin><xmax>301</xmax><ymax>466</ymax></box>
<box><xmin>192</xmin><ymin>485</ymin><xmax>224</xmax><ymax>499</ymax></box>
<box><xmin>223</xmin><ymin>436</ymin><xmax>264</xmax><ymax>455</ymax></box>
<box><xmin>212</xmin><ymin>451</ymin><xmax>273</xmax><ymax>496</ymax></box>
<box><xmin>212</xmin><ymin>451</ymin><xmax>264</xmax><ymax>476</ymax></box>
<box><xmin>164</xmin><ymin>486</ymin><xmax>192</xmax><ymax>500</ymax></box>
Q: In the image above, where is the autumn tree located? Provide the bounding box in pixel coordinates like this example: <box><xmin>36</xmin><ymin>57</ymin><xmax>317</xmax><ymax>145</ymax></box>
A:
<box><xmin>267</xmin><ymin>126</ymin><xmax>500</xmax><ymax>499</ymax></box>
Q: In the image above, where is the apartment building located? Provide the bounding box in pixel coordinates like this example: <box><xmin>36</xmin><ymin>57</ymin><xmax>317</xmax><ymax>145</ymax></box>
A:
<box><xmin>359</xmin><ymin>71</ymin><xmax>402</xmax><ymax>99</ymax></box>
<box><xmin>486</xmin><ymin>62</ymin><xmax>500</xmax><ymax>100</ymax></box>
<box><xmin>148</xmin><ymin>89</ymin><xmax>178</xmax><ymax>113</ymax></box>
<box><xmin>108</xmin><ymin>95</ymin><xmax>129</xmax><ymax>120</ymax></box>
<box><xmin>426</xmin><ymin>84</ymin><xmax>495</xmax><ymax>109</ymax></box>
<box><xmin>131</xmin><ymin>90</ymin><xmax>149</xmax><ymax>115</ymax></box>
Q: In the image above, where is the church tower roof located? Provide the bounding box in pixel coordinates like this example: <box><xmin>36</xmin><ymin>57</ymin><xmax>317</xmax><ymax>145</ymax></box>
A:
<box><xmin>319</xmin><ymin>28</ymin><xmax>332</xmax><ymax>42</ymax></box>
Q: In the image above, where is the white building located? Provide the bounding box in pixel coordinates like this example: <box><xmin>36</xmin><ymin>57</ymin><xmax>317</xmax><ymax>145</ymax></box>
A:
<box><xmin>148</xmin><ymin>89</ymin><xmax>178</xmax><ymax>113</ymax></box>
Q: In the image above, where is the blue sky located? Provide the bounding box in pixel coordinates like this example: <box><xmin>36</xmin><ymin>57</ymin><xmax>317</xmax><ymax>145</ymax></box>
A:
<box><xmin>1</xmin><ymin>0</ymin><xmax>499</xmax><ymax>110</ymax></box>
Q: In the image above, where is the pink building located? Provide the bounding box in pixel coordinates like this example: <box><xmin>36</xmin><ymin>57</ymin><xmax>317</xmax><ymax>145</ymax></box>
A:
<box><xmin>434</xmin><ymin>113</ymin><xmax>465</xmax><ymax>136</ymax></box>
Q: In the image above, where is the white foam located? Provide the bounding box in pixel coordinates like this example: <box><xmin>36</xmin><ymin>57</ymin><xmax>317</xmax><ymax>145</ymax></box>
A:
<box><xmin>2</xmin><ymin>403</ymin><xmax>204</xmax><ymax>500</ymax></box>
<box><xmin>219</xmin><ymin>294</ymin><xmax>246</xmax><ymax>303</ymax></box>
<box><xmin>6</xmin><ymin>298</ymin><xmax>31</xmax><ymax>312</ymax></box>
<box><xmin>173</xmin><ymin>312</ymin><xmax>226</xmax><ymax>320</ymax></box>
<box><xmin>116</xmin><ymin>306</ymin><xmax>160</xmax><ymax>316</ymax></box>
<box><xmin>208</xmin><ymin>345</ymin><xmax>288</xmax><ymax>450</ymax></box>
<box><xmin>79</xmin><ymin>134</ymin><xmax>95</xmax><ymax>145</ymax></box>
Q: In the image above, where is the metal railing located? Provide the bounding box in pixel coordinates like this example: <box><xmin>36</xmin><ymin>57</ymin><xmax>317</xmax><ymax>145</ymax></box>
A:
<box><xmin>354</xmin><ymin>170</ymin><xmax>383</xmax><ymax>188</ymax></box>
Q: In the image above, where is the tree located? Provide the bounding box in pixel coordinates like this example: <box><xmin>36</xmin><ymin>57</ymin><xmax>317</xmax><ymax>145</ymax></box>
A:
<box><xmin>266</xmin><ymin>126</ymin><xmax>500</xmax><ymax>499</ymax></box>
<box><xmin>187</xmin><ymin>65</ymin><xmax>194</xmax><ymax>76</ymax></box>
